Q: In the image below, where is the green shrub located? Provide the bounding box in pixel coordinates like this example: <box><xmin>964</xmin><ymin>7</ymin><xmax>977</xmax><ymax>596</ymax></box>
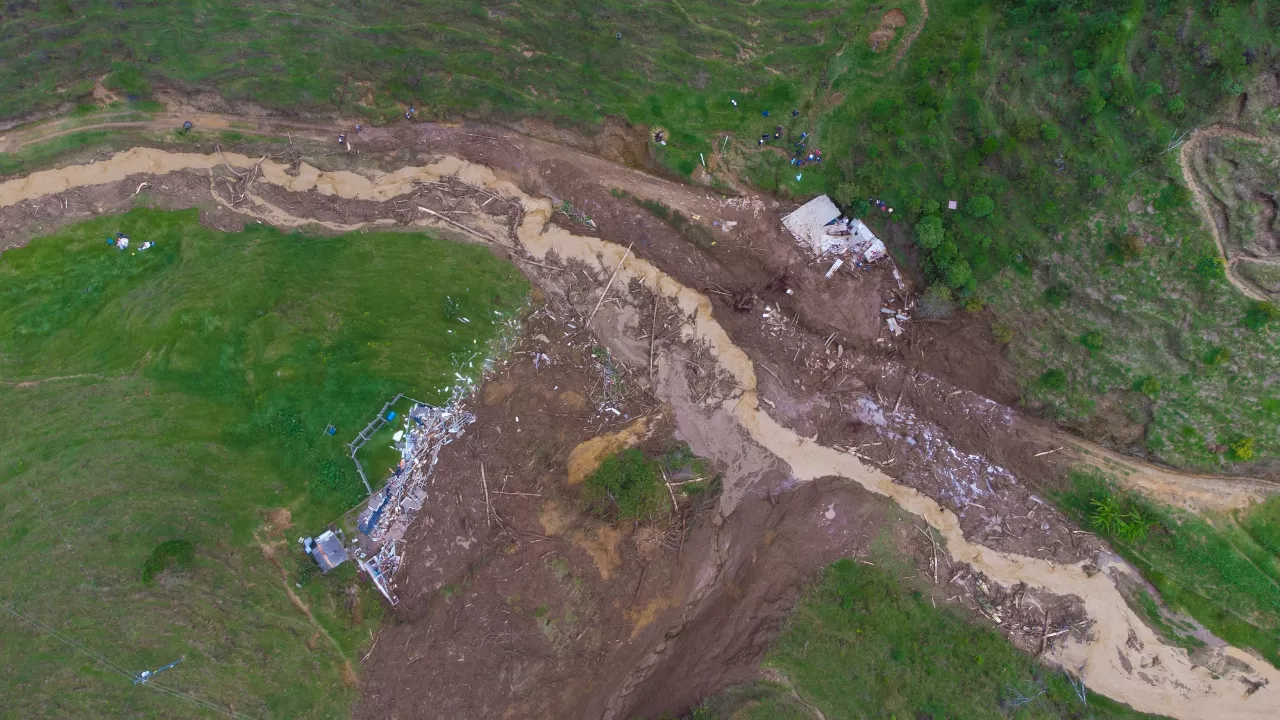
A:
<box><xmin>991</xmin><ymin>323</ymin><xmax>1014</xmax><ymax>344</ymax></box>
<box><xmin>581</xmin><ymin>448</ymin><xmax>670</xmax><ymax>521</ymax></box>
<box><xmin>1230</xmin><ymin>437</ymin><xmax>1256</xmax><ymax>461</ymax></box>
<box><xmin>1136</xmin><ymin>376</ymin><xmax>1161</xmax><ymax>399</ymax></box>
<box><xmin>1039</xmin><ymin>123</ymin><xmax>1061</xmax><ymax>142</ymax></box>
<box><xmin>1167</xmin><ymin>96</ymin><xmax>1186</xmax><ymax>115</ymax></box>
<box><xmin>142</xmin><ymin>539</ymin><xmax>195</xmax><ymax>582</ymax></box>
<box><xmin>1195</xmin><ymin>255</ymin><xmax>1226</xmax><ymax>282</ymax></box>
<box><xmin>1038</xmin><ymin>368</ymin><xmax>1068</xmax><ymax>391</ymax></box>
<box><xmin>1090</xmin><ymin>495</ymin><xmax>1158</xmax><ymax>543</ymax></box>
<box><xmin>1084</xmin><ymin>93</ymin><xmax>1107</xmax><ymax>115</ymax></box>
<box><xmin>1080</xmin><ymin>330</ymin><xmax>1105</xmax><ymax>351</ymax></box>
<box><xmin>1204</xmin><ymin>346</ymin><xmax>1232</xmax><ymax>366</ymax></box>
<box><xmin>1088</xmin><ymin>174</ymin><xmax>1108</xmax><ymax>191</ymax></box>
<box><xmin>1244</xmin><ymin>301</ymin><xmax>1280</xmax><ymax>330</ymax></box>
<box><xmin>1043</xmin><ymin>283</ymin><xmax>1070</xmax><ymax>307</ymax></box>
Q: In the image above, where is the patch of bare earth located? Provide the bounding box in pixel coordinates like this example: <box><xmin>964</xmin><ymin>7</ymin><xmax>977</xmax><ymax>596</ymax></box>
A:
<box><xmin>869</xmin><ymin>8</ymin><xmax>907</xmax><ymax>52</ymax></box>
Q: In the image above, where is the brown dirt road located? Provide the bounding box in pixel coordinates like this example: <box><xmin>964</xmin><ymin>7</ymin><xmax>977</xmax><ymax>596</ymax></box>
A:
<box><xmin>1</xmin><ymin>117</ymin><xmax>1278</xmax><ymax>718</ymax></box>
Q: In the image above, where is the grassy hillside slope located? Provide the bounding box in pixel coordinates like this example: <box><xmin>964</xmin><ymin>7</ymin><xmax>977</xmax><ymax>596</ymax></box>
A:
<box><xmin>0</xmin><ymin>208</ymin><xmax>527</xmax><ymax>717</ymax></box>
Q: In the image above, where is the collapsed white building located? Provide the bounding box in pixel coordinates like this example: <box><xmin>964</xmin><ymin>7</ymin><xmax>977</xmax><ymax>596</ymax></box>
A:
<box><xmin>781</xmin><ymin>194</ymin><xmax>887</xmax><ymax>263</ymax></box>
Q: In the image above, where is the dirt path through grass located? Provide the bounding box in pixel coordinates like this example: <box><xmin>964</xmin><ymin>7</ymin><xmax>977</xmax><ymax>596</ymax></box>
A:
<box><xmin>1021</xmin><ymin>419</ymin><xmax>1280</xmax><ymax>512</ymax></box>
<box><xmin>3</xmin><ymin>134</ymin><xmax>1279</xmax><ymax>717</ymax></box>
<box><xmin>1177</xmin><ymin>124</ymin><xmax>1272</xmax><ymax>301</ymax></box>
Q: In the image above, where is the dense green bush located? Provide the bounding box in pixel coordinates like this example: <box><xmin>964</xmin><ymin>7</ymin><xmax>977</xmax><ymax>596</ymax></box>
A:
<box><xmin>1037</xmin><ymin>368</ymin><xmax>1068</xmax><ymax>391</ymax></box>
<box><xmin>1244</xmin><ymin>301</ymin><xmax>1279</xmax><ymax>330</ymax></box>
<box><xmin>965</xmin><ymin>195</ymin><xmax>994</xmax><ymax>219</ymax></box>
<box><xmin>141</xmin><ymin>539</ymin><xmax>195</xmax><ymax>582</ymax></box>
<box><xmin>581</xmin><ymin>448</ymin><xmax>670</xmax><ymax>521</ymax></box>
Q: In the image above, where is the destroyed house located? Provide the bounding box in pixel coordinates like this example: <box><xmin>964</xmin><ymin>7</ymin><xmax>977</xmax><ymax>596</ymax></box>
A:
<box><xmin>781</xmin><ymin>195</ymin><xmax>885</xmax><ymax>263</ymax></box>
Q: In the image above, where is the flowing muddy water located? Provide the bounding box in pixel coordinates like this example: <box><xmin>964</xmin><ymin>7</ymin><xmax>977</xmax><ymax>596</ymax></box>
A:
<box><xmin>2</xmin><ymin>147</ymin><xmax>1278</xmax><ymax>718</ymax></box>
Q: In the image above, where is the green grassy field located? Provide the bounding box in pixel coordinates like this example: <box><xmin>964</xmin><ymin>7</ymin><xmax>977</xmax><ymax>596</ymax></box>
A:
<box><xmin>0</xmin><ymin>208</ymin><xmax>528</xmax><ymax>717</ymax></box>
<box><xmin>1057</xmin><ymin>472</ymin><xmax>1280</xmax><ymax>667</ymax></box>
<box><xmin>686</xmin><ymin>544</ymin><xmax>1162</xmax><ymax>720</ymax></box>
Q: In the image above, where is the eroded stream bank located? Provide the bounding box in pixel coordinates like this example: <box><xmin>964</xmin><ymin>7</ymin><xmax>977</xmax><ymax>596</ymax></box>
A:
<box><xmin>2</xmin><ymin>145</ymin><xmax>1278</xmax><ymax>719</ymax></box>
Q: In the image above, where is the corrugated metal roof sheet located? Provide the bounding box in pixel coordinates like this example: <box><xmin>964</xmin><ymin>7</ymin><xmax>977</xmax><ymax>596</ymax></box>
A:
<box><xmin>781</xmin><ymin>195</ymin><xmax>842</xmax><ymax>253</ymax></box>
<box><xmin>312</xmin><ymin>530</ymin><xmax>348</xmax><ymax>573</ymax></box>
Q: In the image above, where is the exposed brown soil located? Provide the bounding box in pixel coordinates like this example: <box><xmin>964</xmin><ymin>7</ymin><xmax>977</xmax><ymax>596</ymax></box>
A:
<box><xmin>2</xmin><ymin>115</ymin><xmax>1279</xmax><ymax>718</ymax></box>
<box><xmin>869</xmin><ymin>8</ymin><xmax>908</xmax><ymax>51</ymax></box>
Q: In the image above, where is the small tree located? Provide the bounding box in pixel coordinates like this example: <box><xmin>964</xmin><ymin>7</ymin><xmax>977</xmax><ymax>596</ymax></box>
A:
<box><xmin>966</xmin><ymin>195</ymin><xmax>994</xmax><ymax>218</ymax></box>
<box><xmin>1088</xmin><ymin>174</ymin><xmax>1108</xmax><ymax>192</ymax></box>
<box><xmin>945</xmin><ymin>259</ymin><xmax>973</xmax><ymax>290</ymax></box>
<box><xmin>1084</xmin><ymin>93</ymin><xmax>1107</xmax><ymax>115</ymax></box>
<box><xmin>1080</xmin><ymin>330</ymin><xmax>1105</xmax><ymax>351</ymax></box>
<box><xmin>1040</xmin><ymin>123</ymin><xmax>1060</xmax><ymax>142</ymax></box>
<box><xmin>1204</xmin><ymin>346</ymin><xmax>1231</xmax><ymax>366</ymax></box>
<box><xmin>917</xmin><ymin>284</ymin><xmax>954</xmax><ymax>319</ymax></box>
<box><xmin>833</xmin><ymin>183</ymin><xmax>861</xmax><ymax>208</ymax></box>
<box><xmin>913</xmin><ymin>214</ymin><xmax>945</xmax><ymax>249</ymax></box>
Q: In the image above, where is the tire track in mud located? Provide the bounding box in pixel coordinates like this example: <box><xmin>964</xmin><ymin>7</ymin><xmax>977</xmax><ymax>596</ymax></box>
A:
<box><xmin>2</xmin><ymin>147</ymin><xmax>1279</xmax><ymax>718</ymax></box>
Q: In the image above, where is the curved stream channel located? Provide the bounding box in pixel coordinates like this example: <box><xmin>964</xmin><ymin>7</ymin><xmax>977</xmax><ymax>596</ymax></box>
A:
<box><xmin>2</xmin><ymin>146</ymin><xmax>1277</xmax><ymax>719</ymax></box>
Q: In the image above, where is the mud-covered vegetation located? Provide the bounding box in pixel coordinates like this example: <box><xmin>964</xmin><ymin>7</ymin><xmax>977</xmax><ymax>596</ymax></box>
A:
<box><xmin>0</xmin><ymin>208</ymin><xmax>527</xmax><ymax>717</ymax></box>
<box><xmin>581</xmin><ymin>444</ymin><xmax>710</xmax><ymax>522</ymax></box>
<box><xmin>1059</xmin><ymin>472</ymin><xmax>1280</xmax><ymax>666</ymax></box>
